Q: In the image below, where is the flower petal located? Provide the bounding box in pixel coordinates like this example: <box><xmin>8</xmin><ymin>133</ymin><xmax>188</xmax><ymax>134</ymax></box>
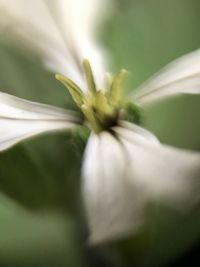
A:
<box><xmin>0</xmin><ymin>0</ymin><xmax>108</xmax><ymax>88</ymax></box>
<box><xmin>133</xmin><ymin>49</ymin><xmax>200</xmax><ymax>105</ymax></box>
<box><xmin>115</xmin><ymin>121</ymin><xmax>200</xmax><ymax>205</ymax></box>
<box><xmin>82</xmin><ymin>132</ymin><xmax>146</xmax><ymax>244</ymax></box>
<box><xmin>0</xmin><ymin>92</ymin><xmax>80</xmax><ymax>151</ymax></box>
<box><xmin>82</xmin><ymin>121</ymin><xmax>200</xmax><ymax>244</ymax></box>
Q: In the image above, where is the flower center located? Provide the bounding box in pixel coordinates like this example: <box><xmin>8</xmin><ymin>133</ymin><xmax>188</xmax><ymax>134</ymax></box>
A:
<box><xmin>56</xmin><ymin>60</ymin><xmax>141</xmax><ymax>133</ymax></box>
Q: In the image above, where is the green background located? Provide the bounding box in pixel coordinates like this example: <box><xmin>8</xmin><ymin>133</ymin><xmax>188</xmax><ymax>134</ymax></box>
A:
<box><xmin>0</xmin><ymin>0</ymin><xmax>199</xmax><ymax>266</ymax></box>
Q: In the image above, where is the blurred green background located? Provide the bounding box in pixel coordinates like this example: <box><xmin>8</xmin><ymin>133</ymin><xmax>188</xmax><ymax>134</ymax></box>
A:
<box><xmin>0</xmin><ymin>0</ymin><xmax>199</xmax><ymax>266</ymax></box>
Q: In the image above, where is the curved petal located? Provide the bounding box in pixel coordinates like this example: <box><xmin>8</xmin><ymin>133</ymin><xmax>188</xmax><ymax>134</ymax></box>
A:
<box><xmin>0</xmin><ymin>92</ymin><xmax>80</xmax><ymax>151</ymax></box>
<box><xmin>82</xmin><ymin>121</ymin><xmax>200</xmax><ymax>244</ymax></box>
<box><xmin>82</xmin><ymin>132</ymin><xmax>146</xmax><ymax>244</ymax></box>
<box><xmin>132</xmin><ymin>49</ymin><xmax>200</xmax><ymax>105</ymax></box>
<box><xmin>0</xmin><ymin>0</ymin><xmax>108</xmax><ymax>88</ymax></box>
<box><xmin>115</xmin><ymin>121</ymin><xmax>200</xmax><ymax>205</ymax></box>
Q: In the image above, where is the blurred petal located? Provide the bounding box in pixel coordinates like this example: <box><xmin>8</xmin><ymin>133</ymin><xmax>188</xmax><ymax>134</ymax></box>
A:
<box><xmin>115</xmin><ymin>121</ymin><xmax>200</xmax><ymax>205</ymax></box>
<box><xmin>133</xmin><ymin>49</ymin><xmax>200</xmax><ymax>105</ymax></box>
<box><xmin>82</xmin><ymin>132</ymin><xmax>146</xmax><ymax>244</ymax></box>
<box><xmin>82</xmin><ymin>121</ymin><xmax>200</xmax><ymax>244</ymax></box>
<box><xmin>0</xmin><ymin>0</ymin><xmax>109</xmax><ymax>88</ymax></box>
<box><xmin>0</xmin><ymin>92</ymin><xmax>80</xmax><ymax>151</ymax></box>
<box><xmin>54</xmin><ymin>0</ymin><xmax>110</xmax><ymax>88</ymax></box>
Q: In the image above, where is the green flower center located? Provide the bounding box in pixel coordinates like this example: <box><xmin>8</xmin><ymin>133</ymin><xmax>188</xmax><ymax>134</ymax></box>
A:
<box><xmin>56</xmin><ymin>60</ymin><xmax>141</xmax><ymax>133</ymax></box>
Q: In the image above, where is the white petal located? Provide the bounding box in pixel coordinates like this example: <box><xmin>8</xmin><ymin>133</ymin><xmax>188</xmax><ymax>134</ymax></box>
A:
<box><xmin>82</xmin><ymin>132</ymin><xmax>146</xmax><ymax>244</ymax></box>
<box><xmin>115</xmin><ymin>121</ymin><xmax>200</xmax><ymax>205</ymax></box>
<box><xmin>55</xmin><ymin>0</ymin><xmax>110</xmax><ymax>88</ymax></box>
<box><xmin>0</xmin><ymin>92</ymin><xmax>80</xmax><ymax>151</ymax></box>
<box><xmin>118</xmin><ymin>120</ymin><xmax>160</xmax><ymax>144</ymax></box>
<box><xmin>133</xmin><ymin>49</ymin><xmax>200</xmax><ymax>105</ymax></box>
<box><xmin>0</xmin><ymin>0</ymin><xmax>108</xmax><ymax>88</ymax></box>
<box><xmin>82</xmin><ymin>122</ymin><xmax>200</xmax><ymax>244</ymax></box>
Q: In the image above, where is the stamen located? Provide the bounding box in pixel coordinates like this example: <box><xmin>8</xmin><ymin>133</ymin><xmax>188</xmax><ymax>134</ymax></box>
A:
<box><xmin>110</xmin><ymin>69</ymin><xmax>128</xmax><ymax>105</ymax></box>
<box><xmin>104</xmin><ymin>72</ymin><xmax>113</xmax><ymax>89</ymax></box>
<box><xmin>83</xmin><ymin>59</ymin><xmax>97</xmax><ymax>94</ymax></box>
<box><xmin>81</xmin><ymin>104</ymin><xmax>102</xmax><ymax>133</ymax></box>
<box><xmin>55</xmin><ymin>60</ymin><xmax>140</xmax><ymax>133</ymax></box>
<box><xmin>55</xmin><ymin>74</ymin><xmax>84</xmax><ymax>106</ymax></box>
<box><xmin>95</xmin><ymin>91</ymin><xmax>114</xmax><ymax>117</ymax></box>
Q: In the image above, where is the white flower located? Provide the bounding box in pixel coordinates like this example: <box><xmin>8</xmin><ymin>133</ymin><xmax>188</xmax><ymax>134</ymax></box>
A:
<box><xmin>0</xmin><ymin>0</ymin><xmax>200</xmax><ymax>244</ymax></box>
